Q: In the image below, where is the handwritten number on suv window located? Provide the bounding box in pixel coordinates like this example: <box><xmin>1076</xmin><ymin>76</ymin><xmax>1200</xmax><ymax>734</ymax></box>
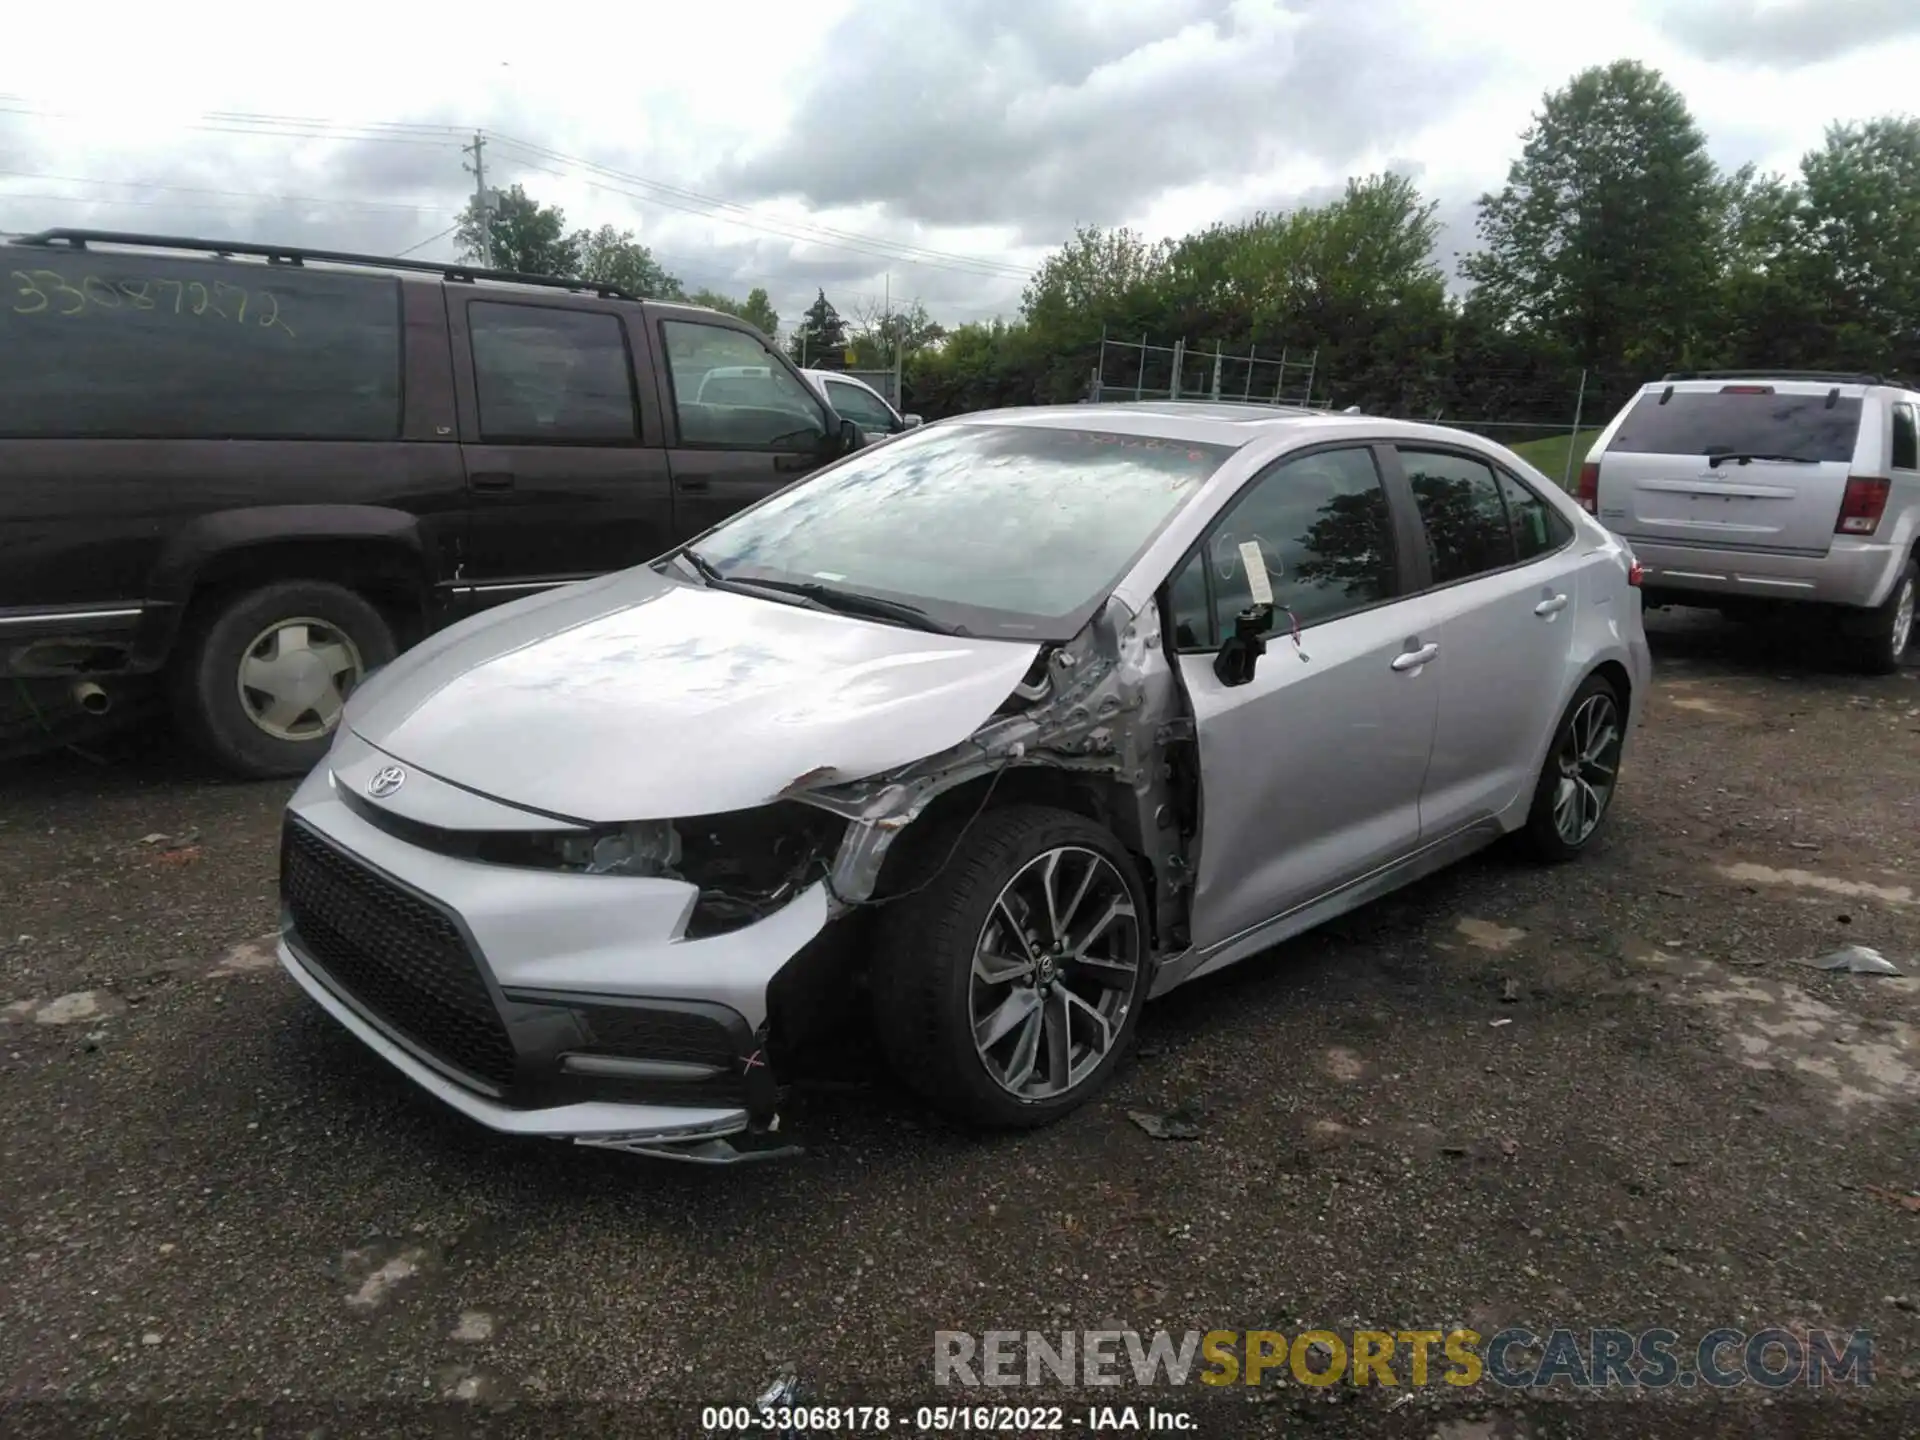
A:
<box><xmin>10</xmin><ymin>266</ymin><xmax>294</xmax><ymax>337</ymax></box>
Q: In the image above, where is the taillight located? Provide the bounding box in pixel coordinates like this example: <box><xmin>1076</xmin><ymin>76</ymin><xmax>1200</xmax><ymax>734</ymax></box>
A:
<box><xmin>1575</xmin><ymin>461</ymin><xmax>1599</xmax><ymax>513</ymax></box>
<box><xmin>1836</xmin><ymin>476</ymin><xmax>1891</xmax><ymax>535</ymax></box>
<box><xmin>1719</xmin><ymin>384</ymin><xmax>1774</xmax><ymax>394</ymax></box>
<box><xmin>1627</xmin><ymin>559</ymin><xmax>1644</xmax><ymax>587</ymax></box>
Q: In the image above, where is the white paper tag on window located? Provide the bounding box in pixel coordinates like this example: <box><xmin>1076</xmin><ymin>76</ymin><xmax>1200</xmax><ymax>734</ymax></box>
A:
<box><xmin>1237</xmin><ymin>542</ymin><xmax>1274</xmax><ymax>606</ymax></box>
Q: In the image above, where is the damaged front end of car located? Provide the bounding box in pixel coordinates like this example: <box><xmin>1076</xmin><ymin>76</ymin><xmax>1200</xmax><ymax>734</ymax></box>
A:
<box><xmin>746</xmin><ymin>591</ymin><xmax>1198</xmax><ymax>1118</ymax></box>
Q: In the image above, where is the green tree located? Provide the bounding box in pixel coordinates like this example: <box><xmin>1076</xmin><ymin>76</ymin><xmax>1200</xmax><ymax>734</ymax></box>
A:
<box><xmin>686</xmin><ymin>286</ymin><xmax>782</xmax><ymax>338</ymax></box>
<box><xmin>455</xmin><ymin>184</ymin><xmax>581</xmax><ymax>277</ymax></box>
<box><xmin>572</xmin><ymin>225</ymin><xmax>682</xmax><ymax>298</ymax></box>
<box><xmin>788</xmin><ymin>289</ymin><xmax>851</xmax><ymax>367</ymax></box>
<box><xmin>1463</xmin><ymin>60</ymin><xmax>1729</xmax><ymax>386</ymax></box>
<box><xmin>1795</xmin><ymin>116</ymin><xmax>1920</xmax><ymax>374</ymax></box>
<box><xmin>851</xmin><ymin>300</ymin><xmax>947</xmax><ymax>367</ymax></box>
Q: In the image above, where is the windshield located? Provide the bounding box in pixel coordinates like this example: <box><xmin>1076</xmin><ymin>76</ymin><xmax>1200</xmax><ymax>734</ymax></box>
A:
<box><xmin>685</xmin><ymin>421</ymin><xmax>1237</xmax><ymax>638</ymax></box>
<box><xmin>1610</xmin><ymin>389</ymin><xmax>1863</xmax><ymax>462</ymax></box>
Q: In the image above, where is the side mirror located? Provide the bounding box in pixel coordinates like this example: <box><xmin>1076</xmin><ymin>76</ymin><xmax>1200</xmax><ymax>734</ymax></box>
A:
<box><xmin>837</xmin><ymin>417</ymin><xmax>862</xmax><ymax>454</ymax></box>
<box><xmin>1212</xmin><ymin>603</ymin><xmax>1273</xmax><ymax>687</ymax></box>
<box><xmin>902</xmin><ymin>413</ymin><xmax>923</xmax><ymax>429</ymax></box>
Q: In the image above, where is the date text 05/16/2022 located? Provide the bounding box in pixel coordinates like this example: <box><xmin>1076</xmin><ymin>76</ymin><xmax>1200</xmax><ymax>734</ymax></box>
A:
<box><xmin>701</xmin><ymin>1403</ymin><xmax>1197</xmax><ymax>1431</ymax></box>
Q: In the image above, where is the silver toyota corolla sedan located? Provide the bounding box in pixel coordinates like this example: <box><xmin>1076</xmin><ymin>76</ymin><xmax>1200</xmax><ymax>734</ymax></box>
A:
<box><xmin>277</xmin><ymin>403</ymin><xmax>1651</xmax><ymax>1162</ymax></box>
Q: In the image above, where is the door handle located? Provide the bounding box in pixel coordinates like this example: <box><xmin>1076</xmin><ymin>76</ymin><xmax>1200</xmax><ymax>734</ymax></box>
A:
<box><xmin>1534</xmin><ymin>593</ymin><xmax>1569</xmax><ymax>616</ymax></box>
<box><xmin>675</xmin><ymin>476</ymin><xmax>711</xmax><ymax>493</ymax></box>
<box><xmin>469</xmin><ymin>471</ymin><xmax>515</xmax><ymax>492</ymax></box>
<box><xmin>1391</xmin><ymin>642</ymin><xmax>1439</xmax><ymax>672</ymax></box>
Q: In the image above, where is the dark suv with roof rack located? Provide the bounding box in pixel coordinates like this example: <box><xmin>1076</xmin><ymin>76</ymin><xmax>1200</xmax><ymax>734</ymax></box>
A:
<box><xmin>0</xmin><ymin>228</ymin><xmax>863</xmax><ymax>777</ymax></box>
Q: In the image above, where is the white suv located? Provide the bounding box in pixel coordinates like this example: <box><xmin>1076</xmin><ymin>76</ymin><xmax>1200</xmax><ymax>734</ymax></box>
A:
<box><xmin>1577</xmin><ymin>370</ymin><xmax>1919</xmax><ymax>672</ymax></box>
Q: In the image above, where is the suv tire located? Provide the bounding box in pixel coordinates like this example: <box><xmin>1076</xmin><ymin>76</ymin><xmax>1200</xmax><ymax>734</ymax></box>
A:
<box><xmin>1845</xmin><ymin>560</ymin><xmax>1916</xmax><ymax>676</ymax></box>
<box><xmin>869</xmin><ymin>805</ymin><xmax>1150</xmax><ymax>1129</ymax></box>
<box><xmin>170</xmin><ymin>580</ymin><xmax>394</xmax><ymax>779</ymax></box>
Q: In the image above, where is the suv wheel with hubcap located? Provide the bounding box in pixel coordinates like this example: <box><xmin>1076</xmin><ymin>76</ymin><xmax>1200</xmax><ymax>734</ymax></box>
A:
<box><xmin>170</xmin><ymin>580</ymin><xmax>394</xmax><ymax>779</ymax></box>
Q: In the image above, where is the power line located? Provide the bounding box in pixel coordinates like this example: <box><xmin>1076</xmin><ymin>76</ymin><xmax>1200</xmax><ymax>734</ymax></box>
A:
<box><xmin>395</xmin><ymin>222</ymin><xmax>460</xmax><ymax>257</ymax></box>
<box><xmin>0</xmin><ymin>165</ymin><xmax>1018</xmax><ymax>321</ymax></box>
<box><xmin>489</xmin><ymin>132</ymin><xmax>1034</xmax><ymax>280</ymax></box>
<box><xmin>0</xmin><ymin>169</ymin><xmax>447</xmax><ymax>215</ymax></box>
<box><xmin>0</xmin><ymin>101</ymin><xmax>1038</xmax><ymax>282</ymax></box>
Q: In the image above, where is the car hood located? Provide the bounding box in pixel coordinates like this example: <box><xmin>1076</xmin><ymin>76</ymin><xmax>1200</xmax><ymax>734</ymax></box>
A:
<box><xmin>344</xmin><ymin>567</ymin><xmax>1042</xmax><ymax>823</ymax></box>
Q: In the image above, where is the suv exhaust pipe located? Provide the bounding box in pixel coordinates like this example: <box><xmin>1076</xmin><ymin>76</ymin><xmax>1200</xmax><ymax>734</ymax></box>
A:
<box><xmin>72</xmin><ymin>681</ymin><xmax>112</xmax><ymax>715</ymax></box>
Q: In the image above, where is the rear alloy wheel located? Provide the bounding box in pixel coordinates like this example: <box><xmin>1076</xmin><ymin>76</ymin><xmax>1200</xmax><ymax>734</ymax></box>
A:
<box><xmin>871</xmin><ymin>805</ymin><xmax>1151</xmax><ymax>1128</ymax></box>
<box><xmin>1521</xmin><ymin>674</ymin><xmax>1625</xmax><ymax>862</ymax></box>
<box><xmin>170</xmin><ymin>580</ymin><xmax>395</xmax><ymax>780</ymax></box>
<box><xmin>1845</xmin><ymin>560</ymin><xmax>1916</xmax><ymax>676</ymax></box>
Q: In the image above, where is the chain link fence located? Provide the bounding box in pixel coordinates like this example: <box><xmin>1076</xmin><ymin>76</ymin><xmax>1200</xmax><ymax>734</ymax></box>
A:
<box><xmin>1086</xmin><ymin>332</ymin><xmax>1327</xmax><ymax>408</ymax></box>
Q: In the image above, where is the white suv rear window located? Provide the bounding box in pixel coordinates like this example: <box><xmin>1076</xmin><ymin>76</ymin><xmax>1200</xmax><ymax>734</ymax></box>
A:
<box><xmin>1609</xmin><ymin>389</ymin><xmax>1863</xmax><ymax>463</ymax></box>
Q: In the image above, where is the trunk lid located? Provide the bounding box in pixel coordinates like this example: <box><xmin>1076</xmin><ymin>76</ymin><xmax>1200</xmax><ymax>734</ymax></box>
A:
<box><xmin>1595</xmin><ymin>383</ymin><xmax>1865</xmax><ymax>554</ymax></box>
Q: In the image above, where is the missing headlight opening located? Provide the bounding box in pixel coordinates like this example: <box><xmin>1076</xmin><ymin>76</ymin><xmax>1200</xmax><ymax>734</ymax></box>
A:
<box><xmin>548</xmin><ymin>804</ymin><xmax>847</xmax><ymax>937</ymax></box>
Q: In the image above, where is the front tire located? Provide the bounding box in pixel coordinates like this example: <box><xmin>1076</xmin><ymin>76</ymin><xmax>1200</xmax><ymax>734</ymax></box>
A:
<box><xmin>1520</xmin><ymin>673</ymin><xmax>1625</xmax><ymax>863</ymax></box>
<box><xmin>169</xmin><ymin>580</ymin><xmax>394</xmax><ymax>780</ymax></box>
<box><xmin>869</xmin><ymin>805</ymin><xmax>1151</xmax><ymax>1129</ymax></box>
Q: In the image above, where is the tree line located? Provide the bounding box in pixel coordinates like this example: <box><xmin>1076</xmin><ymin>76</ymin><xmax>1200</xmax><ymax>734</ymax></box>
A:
<box><xmin>456</xmin><ymin>60</ymin><xmax>1917</xmax><ymax>426</ymax></box>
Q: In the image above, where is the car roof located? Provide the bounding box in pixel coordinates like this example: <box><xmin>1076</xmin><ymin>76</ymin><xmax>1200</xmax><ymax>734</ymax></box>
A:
<box><xmin>939</xmin><ymin>401</ymin><xmax>1513</xmax><ymax>454</ymax></box>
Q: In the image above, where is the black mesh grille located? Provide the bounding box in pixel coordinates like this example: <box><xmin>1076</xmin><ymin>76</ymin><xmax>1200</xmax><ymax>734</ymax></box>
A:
<box><xmin>574</xmin><ymin>1004</ymin><xmax>741</xmax><ymax>1069</ymax></box>
<box><xmin>282</xmin><ymin>820</ymin><xmax>517</xmax><ymax>1090</ymax></box>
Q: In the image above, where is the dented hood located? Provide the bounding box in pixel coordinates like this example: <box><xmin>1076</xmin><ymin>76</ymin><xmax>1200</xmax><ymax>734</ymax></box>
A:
<box><xmin>343</xmin><ymin>567</ymin><xmax>1041</xmax><ymax>823</ymax></box>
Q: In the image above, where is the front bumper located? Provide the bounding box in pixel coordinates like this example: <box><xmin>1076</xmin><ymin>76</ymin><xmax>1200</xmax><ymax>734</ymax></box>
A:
<box><xmin>277</xmin><ymin>752</ymin><xmax>833</xmax><ymax>1162</ymax></box>
<box><xmin>1627</xmin><ymin>535</ymin><xmax>1905</xmax><ymax>610</ymax></box>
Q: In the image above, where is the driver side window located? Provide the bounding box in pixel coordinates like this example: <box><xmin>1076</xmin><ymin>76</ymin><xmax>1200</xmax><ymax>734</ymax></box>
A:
<box><xmin>1166</xmin><ymin>445</ymin><xmax>1397</xmax><ymax>650</ymax></box>
<box><xmin>826</xmin><ymin>379</ymin><xmax>897</xmax><ymax>432</ymax></box>
<box><xmin>661</xmin><ymin>320</ymin><xmax>827</xmax><ymax>452</ymax></box>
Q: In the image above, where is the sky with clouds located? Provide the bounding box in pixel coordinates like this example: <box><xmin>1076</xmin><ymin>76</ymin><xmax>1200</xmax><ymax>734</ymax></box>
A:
<box><xmin>2</xmin><ymin>0</ymin><xmax>1915</xmax><ymax>339</ymax></box>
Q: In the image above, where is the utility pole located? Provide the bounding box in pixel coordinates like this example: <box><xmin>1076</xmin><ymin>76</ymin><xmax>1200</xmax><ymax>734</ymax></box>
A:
<box><xmin>462</xmin><ymin>131</ymin><xmax>494</xmax><ymax>269</ymax></box>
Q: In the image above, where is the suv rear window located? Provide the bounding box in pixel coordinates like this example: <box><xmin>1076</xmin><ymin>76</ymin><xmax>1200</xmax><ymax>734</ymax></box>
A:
<box><xmin>0</xmin><ymin>251</ymin><xmax>401</xmax><ymax>440</ymax></box>
<box><xmin>1607</xmin><ymin>389</ymin><xmax>1863</xmax><ymax>463</ymax></box>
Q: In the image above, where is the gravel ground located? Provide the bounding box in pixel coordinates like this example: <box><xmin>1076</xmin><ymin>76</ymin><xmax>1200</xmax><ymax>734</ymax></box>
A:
<box><xmin>2</xmin><ymin>611</ymin><xmax>1917</xmax><ymax>1439</ymax></box>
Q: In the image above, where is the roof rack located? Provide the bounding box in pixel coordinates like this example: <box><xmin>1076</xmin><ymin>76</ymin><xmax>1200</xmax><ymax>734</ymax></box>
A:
<box><xmin>1659</xmin><ymin>369</ymin><xmax>1889</xmax><ymax>386</ymax></box>
<box><xmin>6</xmin><ymin>228</ymin><xmax>640</xmax><ymax>301</ymax></box>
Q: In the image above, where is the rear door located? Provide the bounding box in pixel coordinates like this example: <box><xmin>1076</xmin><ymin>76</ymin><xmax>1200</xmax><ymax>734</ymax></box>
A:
<box><xmin>651</xmin><ymin>317</ymin><xmax>841</xmax><ymax>539</ymax></box>
<box><xmin>1595</xmin><ymin>382</ymin><xmax>1864</xmax><ymax>554</ymax></box>
<box><xmin>1389</xmin><ymin>445</ymin><xmax>1581</xmax><ymax>837</ymax></box>
<box><xmin>449</xmin><ymin>296</ymin><xmax>674</xmax><ymax>612</ymax></box>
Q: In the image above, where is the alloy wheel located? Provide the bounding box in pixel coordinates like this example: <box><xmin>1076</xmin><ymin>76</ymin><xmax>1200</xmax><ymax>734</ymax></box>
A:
<box><xmin>1551</xmin><ymin>692</ymin><xmax>1621</xmax><ymax>846</ymax></box>
<box><xmin>235</xmin><ymin>617</ymin><xmax>365</xmax><ymax>742</ymax></box>
<box><xmin>969</xmin><ymin>846</ymin><xmax>1141</xmax><ymax>1102</ymax></box>
<box><xmin>1892</xmin><ymin>577</ymin><xmax>1915</xmax><ymax>661</ymax></box>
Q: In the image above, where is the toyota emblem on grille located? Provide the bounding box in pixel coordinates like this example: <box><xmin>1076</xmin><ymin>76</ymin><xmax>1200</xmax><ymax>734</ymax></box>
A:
<box><xmin>367</xmin><ymin>765</ymin><xmax>407</xmax><ymax>799</ymax></box>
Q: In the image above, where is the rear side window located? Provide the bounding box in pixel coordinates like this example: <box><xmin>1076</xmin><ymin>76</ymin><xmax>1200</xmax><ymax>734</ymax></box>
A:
<box><xmin>0</xmin><ymin>251</ymin><xmax>400</xmax><ymax>440</ymax></box>
<box><xmin>1893</xmin><ymin>403</ymin><xmax>1918</xmax><ymax>472</ymax></box>
<box><xmin>1607</xmin><ymin>389</ymin><xmax>1863</xmax><ymax>463</ymax></box>
<box><xmin>468</xmin><ymin>302</ymin><xmax>637</xmax><ymax>443</ymax></box>
<box><xmin>1400</xmin><ymin>449</ymin><xmax>1515</xmax><ymax>584</ymax></box>
<box><xmin>1497</xmin><ymin>471</ymin><xmax>1574</xmax><ymax>561</ymax></box>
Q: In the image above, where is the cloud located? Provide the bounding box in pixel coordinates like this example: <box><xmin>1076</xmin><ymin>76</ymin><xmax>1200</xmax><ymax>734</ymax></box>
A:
<box><xmin>714</xmin><ymin>0</ymin><xmax>1500</xmax><ymax>244</ymax></box>
<box><xmin>3</xmin><ymin>0</ymin><xmax>1916</xmax><ymax>335</ymax></box>
<box><xmin>1652</xmin><ymin>0</ymin><xmax>1920</xmax><ymax>69</ymax></box>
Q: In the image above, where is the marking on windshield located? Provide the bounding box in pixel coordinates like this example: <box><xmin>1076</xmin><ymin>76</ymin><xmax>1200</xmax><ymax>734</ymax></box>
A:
<box><xmin>811</xmin><ymin>571</ymin><xmax>847</xmax><ymax>581</ymax></box>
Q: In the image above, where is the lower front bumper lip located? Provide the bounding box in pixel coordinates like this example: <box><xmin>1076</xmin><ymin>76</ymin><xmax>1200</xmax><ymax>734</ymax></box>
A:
<box><xmin>279</xmin><ymin>939</ymin><xmax>793</xmax><ymax>1162</ymax></box>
